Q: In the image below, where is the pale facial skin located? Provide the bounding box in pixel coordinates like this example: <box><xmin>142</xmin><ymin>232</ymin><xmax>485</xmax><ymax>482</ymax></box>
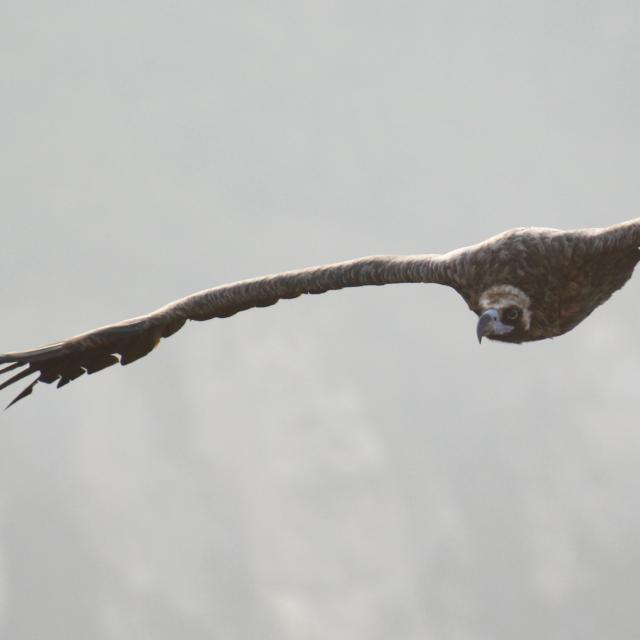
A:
<box><xmin>475</xmin><ymin>285</ymin><xmax>532</xmax><ymax>343</ymax></box>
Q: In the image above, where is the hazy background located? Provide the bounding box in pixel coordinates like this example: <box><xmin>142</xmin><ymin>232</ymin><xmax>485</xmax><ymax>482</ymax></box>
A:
<box><xmin>1</xmin><ymin>1</ymin><xmax>640</xmax><ymax>638</ymax></box>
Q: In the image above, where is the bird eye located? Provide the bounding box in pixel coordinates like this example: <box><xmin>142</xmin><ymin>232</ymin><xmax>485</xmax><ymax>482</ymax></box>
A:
<box><xmin>505</xmin><ymin>307</ymin><xmax>520</xmax><ymax>321</ymax></box>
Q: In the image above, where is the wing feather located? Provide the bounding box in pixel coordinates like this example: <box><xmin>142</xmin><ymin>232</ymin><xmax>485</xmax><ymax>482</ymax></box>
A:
<box><xmin>0</xmin><ymin>254</ymin><xmax>451</xmax><ymax>405</ymax></box>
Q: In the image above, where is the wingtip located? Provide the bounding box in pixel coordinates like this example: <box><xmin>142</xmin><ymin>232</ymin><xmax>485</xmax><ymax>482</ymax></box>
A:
<box><xmin>0</xmin><ymin>361</ymin><xmax>23</xmax><ymax>375</ymax></box>
<box><xmin>4</xmin><ymin>380</ymin><xmax>38</xmax><ymax>409</ymax></box>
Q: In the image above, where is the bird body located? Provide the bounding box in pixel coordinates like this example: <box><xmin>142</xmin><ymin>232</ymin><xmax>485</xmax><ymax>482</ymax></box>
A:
<box><xmin>447</xmin><ymin>225</ymin><xmax>640</xmax><ymax>342</ymax></box>
<box><xmin>2</xmin><ymin>218</ymin><xmax>639</xmax><ymax>406</ymax></box>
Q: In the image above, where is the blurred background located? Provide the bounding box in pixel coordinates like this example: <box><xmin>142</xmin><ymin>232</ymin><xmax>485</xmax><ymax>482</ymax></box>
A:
<box><xmin>1</xmin><ymin>1</ymin><xmax>640</xmax><ymax>638</ymax></box>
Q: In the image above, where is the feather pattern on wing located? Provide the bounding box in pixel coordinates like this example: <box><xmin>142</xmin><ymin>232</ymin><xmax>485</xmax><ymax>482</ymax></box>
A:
<box><xmin>0</xmin><ymin>254</ymin><xmax>451</xmax><ymax>406</ymax></box>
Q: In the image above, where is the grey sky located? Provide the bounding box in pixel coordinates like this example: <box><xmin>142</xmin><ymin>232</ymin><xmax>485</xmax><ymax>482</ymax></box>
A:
<box><xmin>1</xmin><ymin>1</ymin><xmax>640</xmax><ymax>638</ymax></box>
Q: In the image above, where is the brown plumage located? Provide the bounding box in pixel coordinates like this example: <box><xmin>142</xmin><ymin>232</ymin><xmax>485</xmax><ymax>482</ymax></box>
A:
<box><xmin>1</xmin><ymin>218</ymin><xmax>639</xmax><ymax>407</ymax></box>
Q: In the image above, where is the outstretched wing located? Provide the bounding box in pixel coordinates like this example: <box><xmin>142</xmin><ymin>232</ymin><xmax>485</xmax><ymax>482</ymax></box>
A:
<box><xmin>0</xmin><ymin>253</ymin><xmax>452</xmax><ymax>407</ymax></box>
<box><xmin>575</xmin><ymin>217</ymin><xmax>640</xmax><ymax>251</ymax></box>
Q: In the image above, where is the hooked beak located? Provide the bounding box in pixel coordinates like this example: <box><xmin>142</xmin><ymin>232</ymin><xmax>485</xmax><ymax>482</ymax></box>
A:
<box><xmin>476</xmin><ymin>309</ymin><xmax>513</xmax><ymax>343</ymax></box>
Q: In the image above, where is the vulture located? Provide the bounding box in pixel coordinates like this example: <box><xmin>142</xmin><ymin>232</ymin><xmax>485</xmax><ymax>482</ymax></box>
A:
<box><xmin>1</xmin><ymin>218</ymin><xmax>639</xmax><ymax>407</ymax></box>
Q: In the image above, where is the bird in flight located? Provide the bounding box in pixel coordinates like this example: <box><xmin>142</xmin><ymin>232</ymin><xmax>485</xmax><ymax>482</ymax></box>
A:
<box><xmin>1</xmin><ymin>218</ymin><xmax>639</xmax><ymax>407</ymax></box>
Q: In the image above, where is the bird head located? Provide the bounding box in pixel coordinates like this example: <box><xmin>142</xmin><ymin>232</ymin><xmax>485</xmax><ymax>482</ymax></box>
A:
<box><xmin>476</xmin><ymin>285</ymin><xmax>532</xmax><ymax>344</ymax></box>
